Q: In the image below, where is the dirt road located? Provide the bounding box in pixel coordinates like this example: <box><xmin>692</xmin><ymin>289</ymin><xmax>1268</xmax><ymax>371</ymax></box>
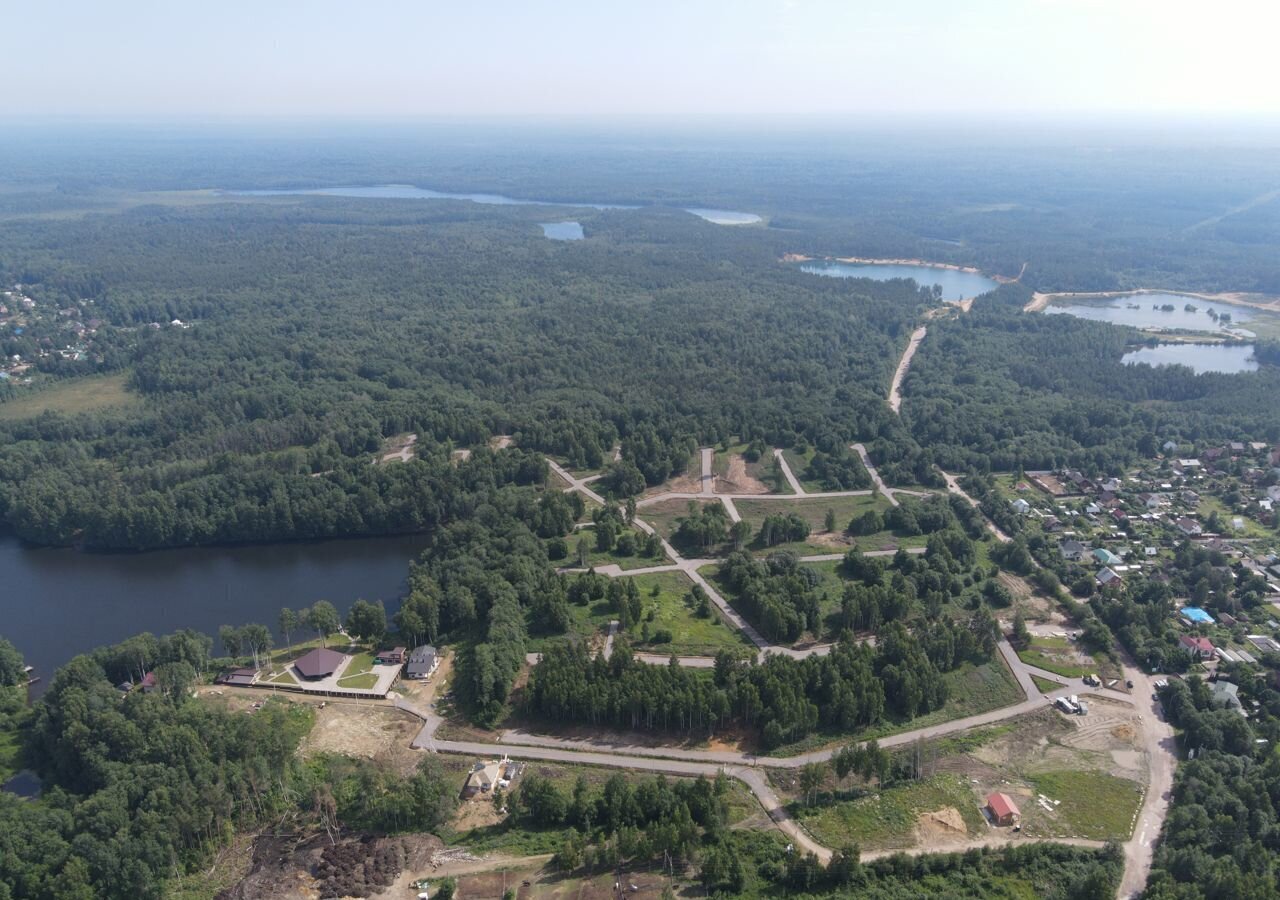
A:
<box><xmin>888</xmin><ymin>326</ymin><xmax>927</xmax><ymax>413</ymax></box>
<box><xmin>851</xmin><ymin>443</ymin><xmax>899</xmax><ymax>508</ymax></box>
<box><xmin>773</xmin><ymin>448</ymin><xmax>806</xmax><ymax>495</ymax></box>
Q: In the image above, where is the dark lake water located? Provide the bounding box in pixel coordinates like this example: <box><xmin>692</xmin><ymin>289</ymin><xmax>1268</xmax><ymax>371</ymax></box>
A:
<box><xmin>1122</xmin><ymin>342</ymin><xmax>1258</xmax><ymax>374</ymax></box>
<box><xmin>231</xmin><ymin>185</ymin><xmax>761</xmax><ymax>225</ymax></box>
<box><xmin>800</xmin><ymin>262</ymin><xmax>999</xmax><ymax>300</ymax></box>
<box><xmin>1045</xmin><ymin>293</ymin><xmax>1255</xmax><ymax>335</ymax></box>
<box><xmin>0</xmin><ymin>532</ymin><xmax>429</xmax><ymax>691</ymax></box>
<box><xmin>540</xmin><ymin>221</ymin><xmax>584</xmax><ymax>240</ymax></box>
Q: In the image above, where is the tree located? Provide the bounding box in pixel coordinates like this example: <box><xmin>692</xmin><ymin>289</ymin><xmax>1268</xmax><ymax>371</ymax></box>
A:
<box><xmin>278</xmin><ymin>607</ymin><xmax>298</xmax><ymax>651</ymax></box>
<box><xmin>799</xmin><ymin>762</ymin><xmax>826</xmax><ymax>806</ymax></box>
<box><xmin>218</xmin><ymin>625</ymin><xmax>243</xmax><ymax>658</ymax></box>
<box><xmin>576</xmin><ymin>534</ymin><xmax>591</xmax><ymax>567</ymax></box>
<box><xmin>1011</xmin><ymin>605</ymin><xmax>1031</xmax><ymax>648</ymax></box>
<box><xmin>153</xmin><ymin>660</ymin><xmax>195</xmax><ymax>703</ymax></box>
<box><xmin>825</xmin><ymin>508</ymin><xmax>838</xmax><ymax>532</ymax></box>
<box><xmin>346</xmin><ymin>599</ymin><xmax>387</xmax><ymax>646</ymax></box>
<box><xmin>0</xmin><ymin>637</ymin><xmax>26</xmax><ymax>687</ymax></box>
<box><xmin>239</xmin><ymin>623</ymin><xmax>273</xmax><ymax>669</ymax></box>
<box><xmin>307</xmin><ymin>601</ymin><xmax>341</xmax><ymax>647</ymax></box>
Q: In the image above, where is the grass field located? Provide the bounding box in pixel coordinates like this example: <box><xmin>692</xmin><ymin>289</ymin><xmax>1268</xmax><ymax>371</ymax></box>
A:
<box><xmin>336</xmin><ymin>673</ymin><xmax>379</xmax><ymax>690</ymax></box>
<box><xmin>638</xmin><ymin>498</ymin><xmax>716</xmax><ymax>540</ymax></box>
<box><xmin>1031</xmin><ymin>674</ymin><xmax>1062</xmax><ymax>693</ymax></box>
<box><xmin>532</xmin><ymin>570</ymin><xmax>753</xmax><ymax>657</ymax></box>
<box><xmin>1026</xmin><ymin>770</ymin><xmax>1143</xmax><ymax>840</ymax></box>
<box><xmin>629</xmin><ymin>570</ymin><xmax>756</xmax><ymax>656</ymax></box>
<box><xmin>782</xmin><ymin>447</ymin><xmax>827</xmax><ymax>494</ymax></box>
<box><xmin>794</xmin><ymin>774</ymin><xmax>985</xmax><ymax>850</ymax></box>
<box><xmin>1017</xmin><ymin>636</ymin><xmax>1093</xmax><ymax>679</ymax></box>
<box><xmin>735</xmin><ymin>495</ymin><xmax>884</xmax><ymax>539</ymax></box>
<box><xmin>0</xmin><ymin>372</ymin><xmax>138</xmax><ymax>420</ymax></box>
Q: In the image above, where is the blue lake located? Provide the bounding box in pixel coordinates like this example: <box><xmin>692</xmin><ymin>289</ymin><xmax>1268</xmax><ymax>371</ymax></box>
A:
<box><xmin>232</xmin><ymin>185</ymin><xmax>761</xmax><ymax>225</ymax></box>
<box><xmin>540</xmin><ymin>221</ymin><xmax>584</xmax><ymax>241</ymax></box>
<box><xmin>1122</xmin><ymin>342</ymin><xmax>1258</xmax><ymax>374</ymax></box>
<box><xmin>1045</xmin><ymin>293</ymin><xmax>1254</xmax><ymax>334</ymax></box>
<box><xmin>801</xmin><ymin>262</ymin><xmax>999</xmax><ymax>301</ymax></box>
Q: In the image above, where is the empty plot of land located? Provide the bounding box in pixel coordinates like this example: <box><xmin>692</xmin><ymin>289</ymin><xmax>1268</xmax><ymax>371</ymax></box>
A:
<box><xmin>0</xmin><ymin>372</ymin><xmax>138</xmax><ymax>420</ymax></box>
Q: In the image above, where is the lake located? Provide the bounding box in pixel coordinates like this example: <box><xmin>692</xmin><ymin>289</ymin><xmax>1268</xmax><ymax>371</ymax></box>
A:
<box><xmin>540</xmin><ymin>221</ymin><xmax>584</xmax><ymax>240</ymax></box>
<box><xmin>800</xmin><ymin>262</ymin><xmax>999</xmax><ymax>300</ymax></box>
<box><xmin>1045</xmin><ymin>293</ymin><xmax>1254</xmax><ymax>334</ymax></box>
<box><xmin>1122</xmin><ymin>343</ymin><xmax>1258</xmax><ymax>374</ymax></box>
<box><xmin>231</xmin><ymin>185</ymin><xmax>760</xmax><ymax>225</ymax></box>
<box><xmin>685</xmin><ymin>208</ymin><xmax>762</xmax><ymax>225</ymax></box>
<box><xmin>0</xmin><ymin>532</ymin><xmax>429</xmax><ymax>692</ymax></box>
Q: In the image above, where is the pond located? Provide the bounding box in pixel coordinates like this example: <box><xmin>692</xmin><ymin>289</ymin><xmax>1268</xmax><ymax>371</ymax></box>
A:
<box><xmin>1122</xmin><ymin>342</ymin><xmax>1258</xmax><ymax>374</ymax></box>
<box><xmin>0</xmin><ymin>532</ymin><xmax>429</xmax><ymax>692</ymax></box>
<box><xmin>1045</xmin><ymin>293</ymin><xmax>1254</xmax><ymax>334</ymax></box>
<box><xmin>230</xmin><ymin>185</ymin><xmax>761</xmax><ymax>225</ymax></box>
<box><xmin>800</xmin><ymin>261</ymin><xmax>999</xmax><ymax>301</ymax></box>
<box><xmin>540</xmin><ymin>221</ymin><xmax>584</xmax><ymax>241</ymax></box>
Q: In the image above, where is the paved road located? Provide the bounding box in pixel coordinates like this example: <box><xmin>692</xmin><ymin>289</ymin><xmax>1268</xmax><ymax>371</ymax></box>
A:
<box><xmin>547</xmin><ymin>458</ymin><xmax>607</xmax><ymax>505</ymax></box>
<box><xmin>851</xmin><ymin>443</ymin><xmax>899</xmax><ymax>508</ymax></box>
<box><xmin>720</xmin><ymin>495</ymin><xmax>741</xmax><ymax>523</ymax></box>
<box><xmin>888</xmin><ymin>325</ymin><xmax>927</xmax><ymax>413</ymax></box>
<box><xmin>700</xmin><ymin>448</ymin><xmax>715</xmax><ymax>496</ymax></box>
<box><xmin>773</xmin><ymin>448</ymin><xmax>806</xmax><ymax>495</ymax></box>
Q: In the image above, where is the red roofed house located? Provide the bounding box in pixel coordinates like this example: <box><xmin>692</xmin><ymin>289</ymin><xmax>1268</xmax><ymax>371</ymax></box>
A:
<box><xmin>1179</xmin><ymin>635</ymin><xmax>1216</xmax><ymax>661</ymax></box>
<box><xmin>139</xmin><ymin>671</ymin><xmax>158</xmax><ymax>694</ymax></box>
<box><xmin>985</xmin><ymin>792</ymin><xmax>1020</xmax><ymax>827</ymax></box>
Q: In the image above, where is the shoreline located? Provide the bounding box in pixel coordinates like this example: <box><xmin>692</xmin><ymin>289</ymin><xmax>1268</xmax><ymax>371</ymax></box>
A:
<box><xmin>783</xmin><ymin>253</ymin><xmax>1019</xmax><ymax>284</ymax></box>
<box><xmin>1025</xmin><ymin>287</ymin><xmax>1280</xmax><ymax>315</ymax></box>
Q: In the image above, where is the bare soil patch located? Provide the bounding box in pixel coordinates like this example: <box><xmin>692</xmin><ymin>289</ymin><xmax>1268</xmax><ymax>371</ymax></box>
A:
<box><xmin>299</xmin><ymin>702</ymin><xmax>422</xmax><ymax>775</ymax></box>
<box><xmin>643</xmin><ymin>470</ymin><xmax>702</xmax><ymax>498</ymax></box>
<box><xmin>917</xmin><ymin>806</ymin><xmax>967</xmax><ymax>841</ymax></box>
<box><xmin>716</xmin><ymin>455</ymin><xmax>771</xmax><ymax>494</ymax></box>
<box><xmin>219</xmin><ymin>832</ymin><xmax>440</xmax><ymax>900</ymax></box>
<box><xmin>490</xmin><ymin>434</ymin><xmax>514</xmax><ymax>450</ymax></box>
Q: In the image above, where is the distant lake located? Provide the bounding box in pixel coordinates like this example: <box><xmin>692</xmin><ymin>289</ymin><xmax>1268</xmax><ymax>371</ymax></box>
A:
<box><xmin>540</xmin><ymin>221</ymin><xmax>584</xmax><ymax>241</ymax></box>
<box><xmin>685</xmin><ymin>208</ymin><xmax>762</xmax><ymax>225</ymax></box>
<box><xmin>801</xmin><ymin>262</ymin><xmax>999</xmax><ymax>301</ymax></box>
<box><xmin>1046</xmin><ymin>293</ymin><xmax>1254</xmax><ymax>334</ymax></box>
<box><xmin>0</xmin><ymin>532</ymin><xmax>429</xmax><ymax>693</ymax></box>
<box><xmin>1122</xmin><ymin>343</ymin><xmax>1258</xmax><ymax>374</ymax></box>
<box><xmin>231</xmin><ymin>185</ymin><xmax>761</xmax><ymax>225</ymax></box>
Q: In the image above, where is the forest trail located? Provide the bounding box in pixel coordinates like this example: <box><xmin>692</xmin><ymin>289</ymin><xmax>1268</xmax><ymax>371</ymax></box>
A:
<box><xmin>888</xmin><ymin>325</ymin><xmax>926</xmax><ymax>413</ymax></box>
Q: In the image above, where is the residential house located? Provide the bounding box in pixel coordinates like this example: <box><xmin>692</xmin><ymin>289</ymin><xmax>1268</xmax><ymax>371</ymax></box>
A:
<box><xmin>374</xmin><ymin>647</ymin><xmax>407</xmax><ymax>665</ymax></box>
<box><xmin>1210</xmin><ymin>681</ymin><xmax>1245</xmax><ymax>715</ymax></box>
<box><xmin>139</xmin><ymin>671</ymin><xmax>158</xmax><ymax>694</ymax></box>
<box><xmin>1059</xmin><ymin>540</ymin><xmax>1087</xmax><ymax>562</ymax></box>
<box><xmin>985</xmin><ymin>792</ymin><xmax>1021</xmax><ymax>827</ymax></box>
<box><xmin>1092</xmin><ymin>547</ymin><xmax>1123</xmax><ymax>567</ymax></box>
<box><xmin>1175</xmin><ymin>517</ymin><xmax>1203</xmax><ymax>537</ymax></box>
<box><xmin>1097</xmin><ymin>567</ymin><xmax>1123</xmax><ymax>587</ymax></box>
<box><xmin>218</xmin><ymin>667</ymin><xmax>258</xmax><ymax>686</ymax></box>
<box><xmin>406</xmin><ymin>645</ymin><xmax>440</xmax><ymax>680</ymax></box>
<box><xmin>1011</xmin><ymin>498</ymin><xmax>1031</xmax><ymax>515</ymax></box>
<box><xmin>1179</xmin><ymin>635</ymin><xmax>1216</xmax><ymax>661</ymax></box>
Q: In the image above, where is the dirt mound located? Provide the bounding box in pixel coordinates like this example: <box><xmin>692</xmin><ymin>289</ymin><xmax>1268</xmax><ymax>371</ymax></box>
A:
<box><xmin>1111</xmin><ymin>723</ymin><xmax>1136</xmax><ymax>742</ymax></box>
<box><xmin>916</xmin><ymin>807</ymin><xmax>967</xmax><ymax>840</ymax></box>
<box><xmin>716</xmin><ymin>455</ymin><xmax>770</xmax><ymax>494</ymax></box>
<box><xmin>219</xmin><ymin>833</ymin><xmax>440</xmax><ymax>900</ymax></box>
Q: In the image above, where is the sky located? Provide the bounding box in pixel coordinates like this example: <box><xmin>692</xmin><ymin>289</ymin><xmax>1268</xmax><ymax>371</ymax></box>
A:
<box><xmin>4</xmin><ymin>0</ymin><xmax>1279</xmax><ymax>119</ymax></box>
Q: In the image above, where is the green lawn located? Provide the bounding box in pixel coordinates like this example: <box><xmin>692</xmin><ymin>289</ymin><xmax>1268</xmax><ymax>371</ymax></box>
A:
<box><xmin>336</xmin><ymin>673</ymin><xmax>379</xmax><ymax>690</ymax></box>
<box><xmin>264</xmin><ymin>669</ymin><xmax>297</xmax><ymax>685</ymax></box>
<box><xmin>782</xmin><ymin>447</ymin><xmax>826</xmax><ymax>494</ymax></box>
<box><xmin>1017</xmin><ymin>636</ymin><xmax>1093</xmax><ymax>679</ymax></box>
<box><xmin>0</xmin><ymin>372</ymin><xmax>138</xmax><ymax>420</ymax></box>
<box><xmin>1031</xmin><ymin>674</ymin><xmax>1061</xmax><ymax>694</ymax></box>
<box><xmin>795</xmin><ymin>774</ymin><xmax>985</xmax><ymax>850</ymax></box>
<box><xmin>735</xmin><ymin>495</ymin><xmax>885</xmax><ymax>539</ymax></box>
<box><xmin>1026</xmin><ymin>770</ymin><xmax>1143</xmax><ymax>840</ymax></box>
<box><xmin>638</xmin><ymin>498</ymin><xmax>717</xmax><ymax>541</ymax></box>
<box><xmin>531</xmin><ymin>570</ymin><xmax>754</xmax><ymax>657</ymax></box>
<box><xmin>628</xmin><ymin>571</ymin><xmax>756</xmax><ymax>656</ymax></box>
<box><xmin>342</xmin><ymin>650</ymin><xmax>376</xmax><ymax>678</ymax></box>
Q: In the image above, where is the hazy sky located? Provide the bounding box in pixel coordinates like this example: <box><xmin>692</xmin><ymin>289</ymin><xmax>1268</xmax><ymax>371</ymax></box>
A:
<box><xmin>6</xmin><ymin>0</ymin><xmax>1278</xmax><ymax>118</ymax></box>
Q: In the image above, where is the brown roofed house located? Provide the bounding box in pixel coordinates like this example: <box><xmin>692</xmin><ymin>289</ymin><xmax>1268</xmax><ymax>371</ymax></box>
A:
<box><xmin>294</xmin><ymin>647</ymin><xmax>345</xmax><ymax>680</ymax></box>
